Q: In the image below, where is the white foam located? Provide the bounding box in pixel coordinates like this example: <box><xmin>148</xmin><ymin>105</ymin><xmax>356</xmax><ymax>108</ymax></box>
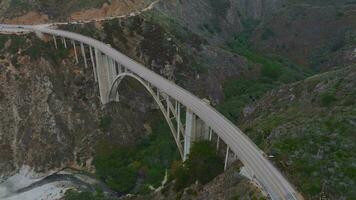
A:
<box><xmin>4</xmin><ymin>181</ymin><xmax>71</xmax><ymax>200</ymax></box>
<box><xmin>0</xmin><ymin>165</ymin><xmax>55</xmax><ymax>198</ymax></box>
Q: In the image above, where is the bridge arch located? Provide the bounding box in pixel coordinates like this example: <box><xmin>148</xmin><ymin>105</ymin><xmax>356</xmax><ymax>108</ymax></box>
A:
<box><xmin>108</xmin><ymin>72</ymin><xmax>185</xmax><ymax>159</ymax></box>
<box><xmin>0</xmin><ymin>24</ymin><xmax>302</xmax><ymax>199</ymax></box>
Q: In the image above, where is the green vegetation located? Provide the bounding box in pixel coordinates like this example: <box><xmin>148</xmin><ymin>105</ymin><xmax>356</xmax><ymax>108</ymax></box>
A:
<box><xmin>320</xmin><ymin>92</ymin><xmax>337</xmax><ymax>107</ymax></box>
<box><xmin>0</xmin><ymin>36</ymin><xmax>8</xmax><ymax>48</ymax></box>
<box><xmin>197</xmin><ymin>0</ymin><xmax>230</xmax><ymax>34</ymax></box>
<box><xmin>94</xmin><ymin>119</ymin><xmax>180</xmax><ymax>194</ymax></box>
<box><xmin>311</xmin><ymin>29</ymin><xmax>356</xmax><ymax>70</ymax></box>
<box><xmin>270</xmin><ymin>114</ymin><xmax>356</xmax><ymax>198</ymax></box>
<box><xmin>227</xmin><ymin>33</ymin><xmax>308</xmax><ymax>82</ymax></box>
<box><xmin>170</xmin><ymin>141</ymin><xmax>223</xmax><ymax>191</ymax></box>
<box><xmin>261</xmin><ymin>28</ymin><xmax>276</xmax><ymax>41</ymax></box>
<box><xmin>7</xmin><ymin>37</ymin><xmax>26</xmax><ymax>55</ymax></box>
<box><xmin>0</xmin><ymin>34</ymin><xmax>70</xmax><ymax>68</ymax></box>
<box><xmin>208</xmin><ymin>0</ymin><xmax>230</xmax><ymax>16</ymax></box>
<box><xmin>218</xmin><ymin>23</ymin><xmax>312</xmax><ymax>122</ymax></box>
<box><xmin>217</xmin><ymin>78</ymin><xmax>274</xmax><ymax>121</ymax></box>
<box><xmin>241</xmin><ymin>68</ymin><xmax>356</xmax><ymax>199</ymax></box>
<box><xmin>99</xmin><ymin>116</ymin><xmax>112</xmax><ymax>131</ymax></box>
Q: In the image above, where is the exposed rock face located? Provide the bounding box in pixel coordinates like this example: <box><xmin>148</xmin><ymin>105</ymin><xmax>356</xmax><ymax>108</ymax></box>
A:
<box><xmin>0</xmin><ymin>35</ymin><xmax>146</xmax><ymax>178</ymax></box>
<box><xmin>235</xmin><ymin>0</ymin><xmax>284</xmax><ymax>19</ymax></box>
<box><xmin>156</xmin><ymin>0</ymin><xmax>242</xmax><ymax>44</ymax></box>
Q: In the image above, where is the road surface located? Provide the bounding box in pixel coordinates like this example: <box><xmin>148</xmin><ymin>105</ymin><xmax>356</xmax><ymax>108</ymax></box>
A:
<box><xmin>0</xmin><ymin>24</ymin><xmax>302</xmax><ymax>200</ymax></box>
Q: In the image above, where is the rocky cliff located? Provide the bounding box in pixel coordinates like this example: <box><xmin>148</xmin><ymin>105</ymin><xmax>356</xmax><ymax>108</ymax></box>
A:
<box><xmin>0</xmin><ymin>0</ymin><xmax>355</xmax><ymax>199</ymax></box>
<box><xmin>0</xmin><ymin>34</ymin><xmax>147</xmax><ymax>178</ymax></box>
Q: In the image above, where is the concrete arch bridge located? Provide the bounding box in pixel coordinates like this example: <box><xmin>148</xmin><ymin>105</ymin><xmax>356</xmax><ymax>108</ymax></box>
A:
<box><xmin>0</xmin><ymin>24</ymin><xmax>303</xmax><ymax>200</ymax></box>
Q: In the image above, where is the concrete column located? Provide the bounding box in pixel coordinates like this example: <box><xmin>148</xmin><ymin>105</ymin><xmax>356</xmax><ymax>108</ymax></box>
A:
<box><xmin>194</xmin><ymin>99</ymin><xmax>210</xmax><ymax>140</ymax></box>
<box><xmin>62</xmin><ymin>38</ymin><xmax>67</xmax><ymax>48</ymax></box>
<box><xmin>53</xmin><ymin>35</ymin><xmax>58</xmax><ymax>49</ymax></box>
<box><xmin>80</xmin><ymin>43</ymin><xmax>88</xmax><ymax>69</ymax></box>
<box><xmin>118</xmin><ymin>64</ymin><xmax>123</xmax><ymax>74</ymax></box>
<box><xmin>95</xmin><ymin>49</ymin><xmax>110</xmax><ymax>104</ymax></box>
<box><xmin>224</xmin><ymin>146</ymin><xmax>230</xmax><ymax>171</ymax></box>
<box><xmin>104</xmin><ymin>56</ymin><xmax>112</xmax><ymax>92</ymax></box>
<box><xmin>72</xmin><ymin>40</ymin><xmax>79</xmax><ymax>63</ymax></box>
<box><xmin>166</xmin><ymin>96</ymin><xmax>170</xmax><ymax>117</ymax></box>
<box><xmin>89</xmin><ymin>46</ymin><xmax>98</xmax><ymax>82</ymax></box>
<box><xmin>110</xmin><ymin>59</ymin><xmax>117</xmax><ymax>82</ymax></box>
<box><xmin>109</xmin><ymin>58</ymin><xmax>116</xmax><ymax>85</ymax></box>
<box><xmin>177</xmin><ymin>102</ymin><xmax>181</xmax><ymax>140</ymax></box>
<box><xmin>110</xmin><ymin>61</ymin><xmax>120</xmax><ymax>102</ymax></box>
<box><xmin>114</xmin><ymin>62</ymin><xmax>119</xmax><ymax>75</ymax></box>
<box><xmin>217</xmin><ymin>136</ymin><xmax>220</xmax><ymax>150</ymax></box>
<box><xmin>184</xmin><ymin>109</ymin><xmax>196</xmax><ymax>161</ymax></box>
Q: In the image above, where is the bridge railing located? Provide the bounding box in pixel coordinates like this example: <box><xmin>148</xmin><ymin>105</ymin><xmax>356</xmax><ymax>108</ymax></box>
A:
<box><xmin>5</xmin><ymin>25</ymin><xmax>302</xmax><ymax>200</ymax></box>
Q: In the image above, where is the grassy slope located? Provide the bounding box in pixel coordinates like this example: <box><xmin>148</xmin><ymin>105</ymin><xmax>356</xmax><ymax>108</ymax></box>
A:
<box><xmin>239</xmin><ymin>66</ymin><xmax>356</xmax><ymax>199</ymax></box>
<box><xmin>217</xmin><ymin>25</ymin><xmax>312</xmax><ymax>122</ymax></box>
<box><xmin>248</xmin><ymin>0</ymin><xmax>356</xmax><ymax>70</ymax></box>
<box><xmin>216</xmin><ymin>9</ymin><xmax>355</xmax><ymax>198</ymax></box>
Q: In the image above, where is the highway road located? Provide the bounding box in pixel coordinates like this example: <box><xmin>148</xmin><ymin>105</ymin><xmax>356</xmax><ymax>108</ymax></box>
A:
<box><xmin>0</xmin><ymin>24</ymin><xmax>302</xmax><ymax>200</ymax></box>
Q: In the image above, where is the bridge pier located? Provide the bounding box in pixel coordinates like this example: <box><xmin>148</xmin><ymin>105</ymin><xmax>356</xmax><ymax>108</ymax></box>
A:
<box><xmin>95</xmin><ymin>49</ymin><xmax>110</xmax><ymax>104</ymax></box>
<box><xmin>53</xmin><ymin>35</ymin><xmax>58</xmax><ymax>49</ymax></box>
<box><xmin>224</xmin><ymin>146</ymin><xmax>230</xmax><ymax>170</ymax></box>
<box><xmin>72</xmin><ymin>40</ymin><xmax>79</xmax><ymax>64</ymax></box>
<box><xmin>62</xmin><ymin>37</ymin><xmax>67</xmax><ymax>48</ymax></box>
<box><xmin>183</xmin><ymin>99</ymin><xmax>211</xmax><ymax>161</ymax></box>
<box><xmin>80</xmin><ymin>43</ymin><xmax>88</xmax><ymax>69</ymax></box>
<box><xmin>89</xmin><ymin>46</ymin><xmax>98</xmax><ymax>82</ymax></box>
<box><xmin>183</xmin><ymin>108</ymin><xmax>196</xmax><ymax>161</ymax></box>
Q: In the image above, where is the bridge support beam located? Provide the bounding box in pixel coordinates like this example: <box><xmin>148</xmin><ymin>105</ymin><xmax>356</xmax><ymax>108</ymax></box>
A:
<box><xmin>80</xmin><ymin>43</ymin><xmax>88</xmax><ymax>69</ymax></box>
<box><xmin>224</xmin><ymin>146</ymin><xmax>230</xmax><ymax>171</ymax></box>
<box><xmin>72</xmin><ymin>40</ymin><xmax>79</xmax><ymax>64</ymax></box>
<box><xmin>183</xmin><ymin>99</ymin><xmax>211</xmax><ymax>161</ymax></box>
<box><xmin>184</xmin><ymin>108</ymin><xmax>196</xmax><ymax>161</ymax></box>
<box><xmin>95</xmin><ymin>49</ymin><xmax>110</xmax><ymax>104</ymax></box>
<box><xmin>53</xmin><ymin>35</ymin><xmax>58</xmax><ymax>49</ymax></box>
<box><xmin>89</xmin><ymin>46</ymin><xmax>98</xmax><ymax>82</ymax></box>
<box><xmin>62</xmin><ymin>37</ymin><xmax>67</xmax><ymax>48</ymax></box>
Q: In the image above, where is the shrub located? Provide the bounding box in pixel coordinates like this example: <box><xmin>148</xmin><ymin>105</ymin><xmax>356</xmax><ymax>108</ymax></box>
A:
<box><xmin>261</xmin><ymin>63</ymin><xmax>282</xmax><ymax>79</ymax></box>
<box><xmin>320</xmin><ymin>93</ymin><xmax>337</xmax><ymax>107</ymax></box>
<box><xmin>99</xmin><ymin>116</ymin><xmax>112</xmax><ymax>130</ymax></box>
<box><xmin>261</xmin><ymin>28</ymin><xmax>276</xmax><ymax>40</ymax></box>
<box><xmin>94</xmin><ymin>119</ymin><xmax>180</xmax><ymax>194</ymax></box>
<box><xmin>93</xmin><ymin>146</ymin><xmax>137</xmax><ymax>194</ymax></box>
<box><xmin>208</xmin><ymin>0</ymin><xmax>231</xmax><ymax>16</ymax></box>
<box><xmin>171</xmin><ymin>141</ymin><xmax>223</xmax><ymax>191</ymax></box>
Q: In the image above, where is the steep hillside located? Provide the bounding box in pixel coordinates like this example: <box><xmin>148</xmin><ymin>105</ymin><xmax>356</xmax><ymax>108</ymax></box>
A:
<box><xmin>123</xmin><ymin>163</ymin><xmax>265</xmax><ymax>200</ymax></box>
<box><xmin>245</xmin><ymin>0</ymin><xmax>356</xmax><ymax>70</ymax></box>
<box><xmin>1</xmin><ymin>0</ymin><xmax>355</xmax><ymax>199</ymax></box>
<box><xmin>0</xmin><ymin>34</ymin><xmax>147</xmax><ymax>178</ymax></box>
<box><xmin>156</xmin><ymin>0</ymin><xmax>356</xmax><ymax>71</ymax></box>
<box><xmin>239</xmin><ymin>66</ymin><xmax>356</xmax><ymax>199</ymax></box>
<box><xmin>0</xmin><ymin>0</ymin><xmax>155</xmax><ymax>24</ymax></box>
